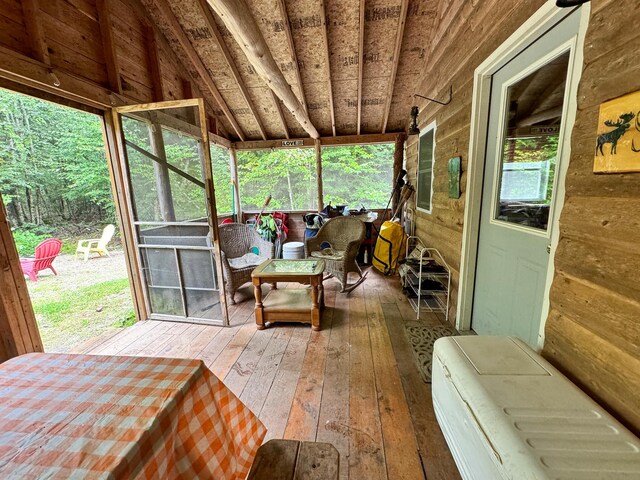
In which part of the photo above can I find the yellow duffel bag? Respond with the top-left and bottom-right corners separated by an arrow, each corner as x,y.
372,220 -> 407,275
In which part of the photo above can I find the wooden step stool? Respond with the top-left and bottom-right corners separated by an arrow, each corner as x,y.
247,439 -> 339,480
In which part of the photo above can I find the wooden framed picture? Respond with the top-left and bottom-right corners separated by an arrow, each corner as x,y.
593,90 -> 640,173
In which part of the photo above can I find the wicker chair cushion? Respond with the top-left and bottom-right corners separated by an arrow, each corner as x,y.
228,252 -> 268,270
310,249 -> 345,261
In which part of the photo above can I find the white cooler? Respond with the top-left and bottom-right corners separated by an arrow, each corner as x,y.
432,336 -> 640,480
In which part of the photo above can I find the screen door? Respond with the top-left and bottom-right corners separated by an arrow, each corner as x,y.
113,99 -> 228,326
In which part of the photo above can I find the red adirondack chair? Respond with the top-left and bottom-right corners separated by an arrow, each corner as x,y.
20,238 -> 62,282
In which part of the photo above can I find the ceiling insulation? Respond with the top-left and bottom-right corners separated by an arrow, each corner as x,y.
141,0 -> 437,141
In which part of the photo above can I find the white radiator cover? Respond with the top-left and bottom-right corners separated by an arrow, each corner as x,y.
432,336 -> 640,480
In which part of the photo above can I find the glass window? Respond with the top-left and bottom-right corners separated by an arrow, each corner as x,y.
322,144 -> 394,209
494,51 -> 569,231
237,148 -> 317,211
210,144 -> 233,215
417,125 -> 435,213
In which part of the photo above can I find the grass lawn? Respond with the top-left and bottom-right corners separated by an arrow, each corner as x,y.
27,252 -> 135,352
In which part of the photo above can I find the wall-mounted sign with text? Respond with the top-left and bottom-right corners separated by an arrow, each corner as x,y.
281,140 -> 305,147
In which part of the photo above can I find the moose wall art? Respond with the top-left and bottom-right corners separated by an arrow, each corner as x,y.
593,90 -> 640,173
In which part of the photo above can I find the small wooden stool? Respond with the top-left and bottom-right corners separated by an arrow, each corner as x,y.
248,439 -> 339,480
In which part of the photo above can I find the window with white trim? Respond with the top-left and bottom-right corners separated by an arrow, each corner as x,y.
416,122 -> 436,213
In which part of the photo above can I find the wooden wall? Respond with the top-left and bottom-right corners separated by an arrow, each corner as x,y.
0,0 -> 225,131
542,0 -> 640,436
404,0 -> 547,323
405,0 -> 640,434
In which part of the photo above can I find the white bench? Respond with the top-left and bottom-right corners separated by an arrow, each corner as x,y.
432,336 -> 640,479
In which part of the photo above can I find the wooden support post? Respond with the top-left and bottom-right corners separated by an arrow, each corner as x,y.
315,139 -> 323,212
0,192 -> 43,361
148,122 -> 176,222
229,147 -> 242,221
102,111 -> 148,323
21,0 -> 49,65
391,133 -> 406,215
96,0 -> 122,95
209,0 -> 320,139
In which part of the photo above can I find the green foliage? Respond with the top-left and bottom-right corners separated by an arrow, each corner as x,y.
0,89 -> 115,227
236,144 -> 394,211
12,228 -> 50,256
255,215 -> 278,242
113,309 -> 137,328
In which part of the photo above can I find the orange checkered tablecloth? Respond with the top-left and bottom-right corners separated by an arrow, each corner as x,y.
0,353 -> 266,479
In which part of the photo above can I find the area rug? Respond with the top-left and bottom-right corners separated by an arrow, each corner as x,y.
404,322 -> 458,383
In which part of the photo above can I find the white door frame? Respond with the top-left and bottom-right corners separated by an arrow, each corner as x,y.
456,0 -> 590,350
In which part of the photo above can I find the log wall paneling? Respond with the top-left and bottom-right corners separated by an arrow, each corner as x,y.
542,1 -> 640,436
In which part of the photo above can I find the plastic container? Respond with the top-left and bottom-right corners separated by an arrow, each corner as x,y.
282,241 -> 305,259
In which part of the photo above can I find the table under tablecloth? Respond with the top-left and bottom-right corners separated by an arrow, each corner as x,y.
0,353 -> 266,479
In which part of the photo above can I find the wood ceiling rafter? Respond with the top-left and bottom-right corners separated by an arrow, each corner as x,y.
128,0 -> 230,137
147,0 -> 246,140
208,0 -> 320,139
381,0 -> 409,134
195,0 -> 268,141
276,0 -> 308,114
96,0 -> 122,95
356,0 -> 365,135
319,0 -> 336,136
21,0 -> 49,65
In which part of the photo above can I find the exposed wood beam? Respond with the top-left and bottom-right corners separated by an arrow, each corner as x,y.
209,0 -> 320,139
196,0 -> 267,140
144,25 -> 164,102
234,132 -> 399,150
357,0 -> 365,135
21,0 -> 49,65
381,0 -> 408,134
276,0 -> 307,114
516,106 -> 564,128
269,89 -> 290,139
96,0 -> 122,94
152,0 -> 246,140
319,0 -> 336,136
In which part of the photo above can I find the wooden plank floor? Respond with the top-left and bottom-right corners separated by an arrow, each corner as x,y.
77,270 -> 460,480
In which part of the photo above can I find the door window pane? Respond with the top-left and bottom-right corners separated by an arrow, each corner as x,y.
494,51 -> 570,230
417,127 -> 435,213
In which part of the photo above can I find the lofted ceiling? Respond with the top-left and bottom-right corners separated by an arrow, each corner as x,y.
138,0 -> 438,141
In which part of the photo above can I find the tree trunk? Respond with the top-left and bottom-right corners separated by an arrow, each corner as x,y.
286,171 -> 295,210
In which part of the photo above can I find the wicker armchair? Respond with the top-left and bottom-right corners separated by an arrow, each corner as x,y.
218,223 -> 275,304
305,216 -> 365,293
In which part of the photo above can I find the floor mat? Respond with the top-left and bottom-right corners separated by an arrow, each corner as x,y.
404,322 -> 457,383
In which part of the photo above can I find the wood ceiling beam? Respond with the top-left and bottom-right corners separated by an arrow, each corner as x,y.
319,0 -> 336,136
381,0 -> 408,134
357,0 -> 365,135
96,0 -> 122,95
276,0 -> 307,115
152,0 -> 246,140
209,0 -> 320,139
269,89 -> 290,139
233,132 -> 399,150
21,0 -> 49,65
144,25 -> 164,102
196,0 -> 267,140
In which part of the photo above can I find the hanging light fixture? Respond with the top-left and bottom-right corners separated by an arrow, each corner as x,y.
408,106 -> 420,135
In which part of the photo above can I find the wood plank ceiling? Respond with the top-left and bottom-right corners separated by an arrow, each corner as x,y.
138,0 -> 437,141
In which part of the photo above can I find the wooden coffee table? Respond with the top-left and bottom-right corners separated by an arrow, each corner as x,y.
251,259 -> 325,331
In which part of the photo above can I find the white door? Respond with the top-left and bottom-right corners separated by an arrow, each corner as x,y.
471,11 -> 580,347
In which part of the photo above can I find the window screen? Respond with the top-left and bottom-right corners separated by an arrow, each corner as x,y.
417,126 -> 435,212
